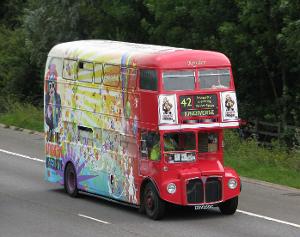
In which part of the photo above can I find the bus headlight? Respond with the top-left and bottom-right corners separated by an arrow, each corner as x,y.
228,178 -> 238,189
167,183 -> 176,194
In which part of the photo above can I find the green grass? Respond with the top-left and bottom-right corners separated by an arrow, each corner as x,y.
224,130 -> 300,189
0,103 -> 43,132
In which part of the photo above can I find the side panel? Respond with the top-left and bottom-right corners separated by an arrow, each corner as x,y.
44,54 -> 141,205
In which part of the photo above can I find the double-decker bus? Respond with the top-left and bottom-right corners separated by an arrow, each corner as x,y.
44,40 -> 240,220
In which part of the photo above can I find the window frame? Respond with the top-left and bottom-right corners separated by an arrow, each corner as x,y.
94,63 -> 104,84
198,131 -> 219,153
162,70 -> 196,91
121,66 -> 137,90
103,63 -> 121,87
62,58 -> 78,81
77,60 -> 94,83
139,69 -> 158,91
198,68 -> 231,90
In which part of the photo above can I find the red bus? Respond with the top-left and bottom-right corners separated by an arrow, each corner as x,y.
45,40 -> 240,220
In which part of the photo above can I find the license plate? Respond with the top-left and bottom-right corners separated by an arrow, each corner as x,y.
194,204 -> 213,210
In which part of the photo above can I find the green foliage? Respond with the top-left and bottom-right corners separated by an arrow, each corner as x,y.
24,0 -> 81,68
0,102 -> 43,132
0,0 -> 299,134
79,0 -> 149,42
0,26 -> 41,108
224,130 -> 300,189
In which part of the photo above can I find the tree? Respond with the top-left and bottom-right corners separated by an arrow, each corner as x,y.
24,0 -> 81,68
79,0 -> 149,42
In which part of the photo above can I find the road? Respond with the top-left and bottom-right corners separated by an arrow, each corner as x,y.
0,127 -> 299,237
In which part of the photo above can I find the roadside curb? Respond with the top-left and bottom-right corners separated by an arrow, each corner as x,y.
241,177 -> 300,192
0,123 -> 44,136
0,122 -> 299,191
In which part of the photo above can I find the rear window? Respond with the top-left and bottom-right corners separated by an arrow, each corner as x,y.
199,69 -> 230,89
163,70 -> 195,91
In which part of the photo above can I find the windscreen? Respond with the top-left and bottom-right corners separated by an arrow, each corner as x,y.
198,132 -> 218,153
163,70 -> 195,91
163,132 -> 195,151
198,69 -> 230,89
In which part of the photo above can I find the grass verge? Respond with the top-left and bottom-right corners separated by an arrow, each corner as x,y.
224,130 -> 300,189
0,103 -> 43,132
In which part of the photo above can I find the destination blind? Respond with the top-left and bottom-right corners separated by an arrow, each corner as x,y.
180,94 -> 218,117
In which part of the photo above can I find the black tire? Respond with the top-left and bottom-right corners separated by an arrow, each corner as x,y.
143,183 -> 165,220
219,196 -> 238,215
64,163 -> 79,197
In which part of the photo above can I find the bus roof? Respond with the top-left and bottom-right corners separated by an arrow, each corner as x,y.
48,40 -> 231,68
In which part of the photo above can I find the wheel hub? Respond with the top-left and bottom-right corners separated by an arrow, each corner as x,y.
146,193 -> 154,210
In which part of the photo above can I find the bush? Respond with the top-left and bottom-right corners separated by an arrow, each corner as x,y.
224,130 -> 300,189
0,102 -> 43,132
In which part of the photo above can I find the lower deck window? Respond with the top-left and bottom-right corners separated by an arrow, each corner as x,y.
141,131 -> 160,160
78,126 -> 93,146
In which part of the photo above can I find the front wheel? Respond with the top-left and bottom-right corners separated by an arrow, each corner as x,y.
64,163 -> 79,197
143,183 -> 165,220
219,196 -> 238,215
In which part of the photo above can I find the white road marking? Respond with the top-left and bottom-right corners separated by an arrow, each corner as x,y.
1,147 -> 300,229
237,209 -> 300,229
0,148 -> 45,163
78,213 -> 111,225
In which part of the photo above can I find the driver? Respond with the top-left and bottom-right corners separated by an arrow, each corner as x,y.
150,135 -> 177,161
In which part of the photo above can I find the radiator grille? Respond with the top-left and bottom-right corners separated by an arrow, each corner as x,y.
186,177 -> 222,204
186,179 -> 204,203
205,177 -> 222,203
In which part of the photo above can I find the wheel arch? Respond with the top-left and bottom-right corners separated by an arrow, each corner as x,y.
139,177 -> 160,205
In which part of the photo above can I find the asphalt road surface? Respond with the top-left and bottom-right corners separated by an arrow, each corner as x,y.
0,127 -> 299,237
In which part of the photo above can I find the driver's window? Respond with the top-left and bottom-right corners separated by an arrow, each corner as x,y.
141,130 -> 160,161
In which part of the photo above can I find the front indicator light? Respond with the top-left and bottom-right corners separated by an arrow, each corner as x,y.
167,183 -> 176,194
228,178 -> 237,189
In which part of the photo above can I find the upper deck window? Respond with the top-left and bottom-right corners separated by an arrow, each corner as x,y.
140,69 -> 158,91
198,69 -> 230,89
63,59 -> 77,80
94,63 -> 103,84
121,67 -> 137,89
103,64 -> 120,87
77,61 -> 93,83
163,70 -> 195,91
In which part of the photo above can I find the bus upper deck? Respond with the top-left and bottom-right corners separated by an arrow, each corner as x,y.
47,40 -> 239,130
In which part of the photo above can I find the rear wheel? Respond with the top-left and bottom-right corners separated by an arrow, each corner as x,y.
219,196 -> 238,215
64,163 -> 78,197
143,183 -> 165,220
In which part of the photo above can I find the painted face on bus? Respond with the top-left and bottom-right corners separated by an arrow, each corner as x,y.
46,64 -> 58,96
48,81 -> 56,97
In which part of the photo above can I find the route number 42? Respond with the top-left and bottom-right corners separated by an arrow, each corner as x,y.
181,97 -> 192,108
